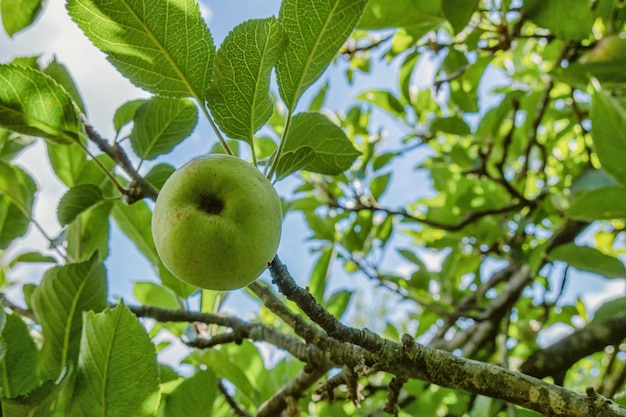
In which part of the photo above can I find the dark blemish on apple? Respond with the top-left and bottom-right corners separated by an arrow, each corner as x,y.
198,193 -> 224,215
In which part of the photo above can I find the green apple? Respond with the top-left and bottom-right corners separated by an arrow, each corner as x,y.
151,154 -> 282,290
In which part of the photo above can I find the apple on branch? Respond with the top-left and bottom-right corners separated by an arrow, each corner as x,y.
151,154 -> 282,291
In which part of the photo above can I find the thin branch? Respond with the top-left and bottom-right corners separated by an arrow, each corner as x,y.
82,118 -> 158,203
218,379 -> 251,417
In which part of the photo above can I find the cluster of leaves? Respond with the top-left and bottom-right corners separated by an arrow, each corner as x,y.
0,0 -> 625,416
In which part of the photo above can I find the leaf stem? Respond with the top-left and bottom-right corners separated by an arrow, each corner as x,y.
266,108 -> 294,180
199,102 -> 233,155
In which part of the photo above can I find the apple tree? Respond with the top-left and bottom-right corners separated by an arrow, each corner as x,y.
1,0 -> 626,416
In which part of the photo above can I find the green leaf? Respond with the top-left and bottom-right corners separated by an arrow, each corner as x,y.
592,297 -> 626,324
371,172 -> 392,201
276,0 -> 368,109
46,141 -> 87,187
1,0 -> 43,37
357,90 -> 405,118
0,128 -> 36,161
359,0 -> 443,31
570,168 -> 620,195
548,243 -> 626,279
442,0 -> 479,34
0,313 -> 39,398
0,161 -> 34,214
431,116 -> 471,136
0,64 -> 82,144
69,303 -> 160,417
524,0 -> 593,41
0,196 -> 30,249
112,200 -> 195,297
134,281 -> 179,310
66,199 -> 113,262
591,89 -> 626,186
161,369 -> 217,417
275,145 -> 315,181
207,17 -> 288,144
8,251 -> 56,268
325,289 -> 352,319
309,246 -> 334,301
67,0 -> 215,99
57,184 -> 105,226
31,254 -> 107,380
113,99 -> 146,133
283,112 -> 361,175
112,200 -> 159,265
568,186 -> 626,220
144,163 -> 175,191
130,97 -> 198,160
43,58 -> 86,115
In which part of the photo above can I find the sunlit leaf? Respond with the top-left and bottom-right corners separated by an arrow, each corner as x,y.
130,97 -> 198,160
67,0 -> 215,98
282,112 -> 361,175
0,64 -> 82,144
31,254 -> 107,380
69,303 -> 160,417
208,17 -> 288,144
1,0 -> 43,37
276,0 -> 368,109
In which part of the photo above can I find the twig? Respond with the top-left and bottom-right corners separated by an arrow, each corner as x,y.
82,118 -> 158,202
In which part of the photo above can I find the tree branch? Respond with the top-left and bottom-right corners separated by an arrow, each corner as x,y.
82,118 -> 159,203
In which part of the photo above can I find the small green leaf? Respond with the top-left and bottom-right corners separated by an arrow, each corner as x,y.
67,0 -> 215,99
442,0 -> 479,34
69,303 -> 160,417
568,186 -> 626,220
134,282 -> 179,310
46,141 -> 87,187
8,251 -> 56,268
325,290 -> 352,319
0,196 -> 30,249
0,161 -> 34,213
130,97 -> 198,160
31,254 -> 107,380
207,17 -> 288,144
112,200 -> 159,266
0,64 -> 82,144
275,145 -> 315,181
357,90 -> 405,118
591,89 -> 626,186
43,58 -> 86,115
431,116 -> 471,136
57,184 -> 105,226
276,0 -> 368,109
548,243 -> 626,279
112,200 -> 195,297
113,99 -> 146,133
0,313 -> 39,398
162,369 -> 217,417
144,163 -> 175,191
0,128 -> 36,161
309,246 -> 334,301
283,112 -> 360,175
1,0 -> 43,37
371,173 -> 392,201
